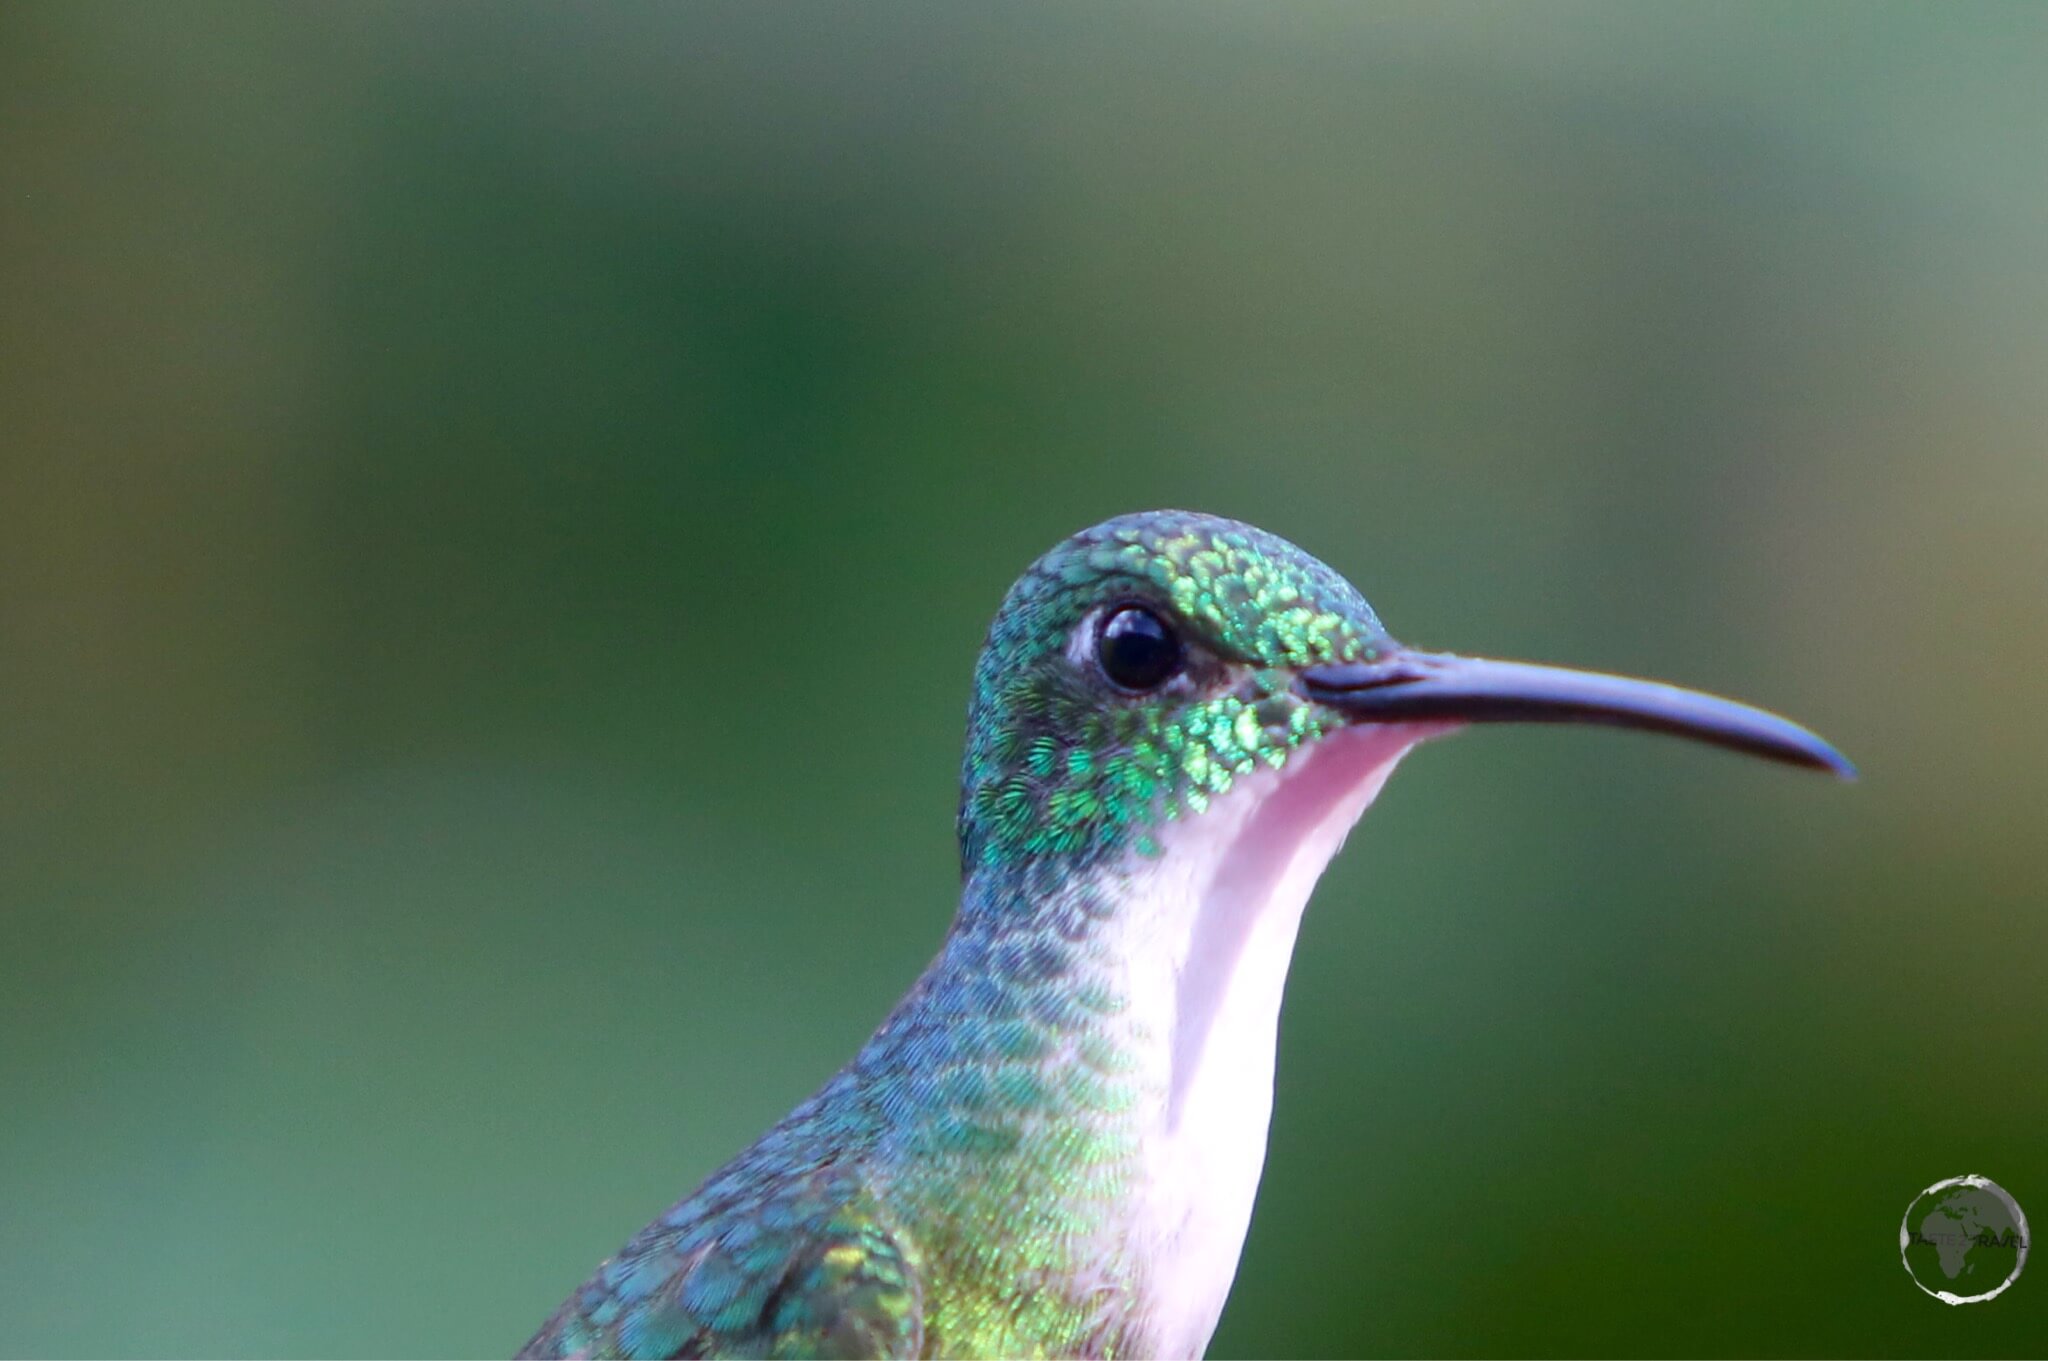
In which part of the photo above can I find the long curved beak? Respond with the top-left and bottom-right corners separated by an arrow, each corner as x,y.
1299,649 -> 1855,778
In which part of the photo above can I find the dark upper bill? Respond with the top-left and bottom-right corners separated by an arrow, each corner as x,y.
1299,649 -> 1855,778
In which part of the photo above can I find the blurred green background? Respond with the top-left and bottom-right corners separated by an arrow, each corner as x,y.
3,3 -> 2045,1356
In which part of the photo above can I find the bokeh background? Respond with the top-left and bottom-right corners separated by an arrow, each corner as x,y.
4,3 -> 2045,1356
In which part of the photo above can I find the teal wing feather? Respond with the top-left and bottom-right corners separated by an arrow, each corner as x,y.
517,1160 -> 922,1361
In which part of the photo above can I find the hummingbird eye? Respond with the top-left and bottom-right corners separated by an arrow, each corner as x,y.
1096,605 -> 1184,693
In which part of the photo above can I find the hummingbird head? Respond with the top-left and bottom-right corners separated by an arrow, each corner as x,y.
958,509 -> 1850,879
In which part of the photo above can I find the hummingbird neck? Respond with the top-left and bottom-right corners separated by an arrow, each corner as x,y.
861,722 -> 1441,1356
1068,722 -> 1437,1354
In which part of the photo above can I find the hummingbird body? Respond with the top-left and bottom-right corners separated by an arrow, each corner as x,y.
520,511 -> 1850,1359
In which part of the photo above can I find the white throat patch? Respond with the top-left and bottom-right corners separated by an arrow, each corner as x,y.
1106,721 -> 1452,1357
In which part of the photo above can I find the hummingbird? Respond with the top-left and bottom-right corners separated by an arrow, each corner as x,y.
519,509 -> 1851,1360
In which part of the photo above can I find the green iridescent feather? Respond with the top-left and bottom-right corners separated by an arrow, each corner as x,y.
518,511 -> 1385,1360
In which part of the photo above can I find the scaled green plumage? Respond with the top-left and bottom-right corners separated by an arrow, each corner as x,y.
519,511 -> 1377,1359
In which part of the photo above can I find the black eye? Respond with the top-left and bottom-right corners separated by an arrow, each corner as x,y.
1097,605 -> 1184,693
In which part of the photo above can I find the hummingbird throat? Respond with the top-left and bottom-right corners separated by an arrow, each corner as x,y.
1066,719 -> 1449,1355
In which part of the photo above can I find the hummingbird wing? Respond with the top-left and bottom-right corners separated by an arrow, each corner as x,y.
517,1176 -> 923,1360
